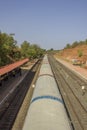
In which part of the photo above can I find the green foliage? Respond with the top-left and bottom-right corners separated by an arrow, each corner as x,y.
0,31 -> 45,66
50,48 -> 54,51
21,41 -> 30,58
0,32 -> 19,66
64,39 -> 87,49
21,42 -> 44,59
64,43 -> 71,49
71,41 -> 78,48
85,39 -> 87,45
78,50 -> 83,57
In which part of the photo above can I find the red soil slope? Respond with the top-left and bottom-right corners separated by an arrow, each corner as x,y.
55,44 -> 87,67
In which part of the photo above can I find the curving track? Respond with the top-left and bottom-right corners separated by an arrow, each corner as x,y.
0,59 -> 41,130
48,55 -> 87,130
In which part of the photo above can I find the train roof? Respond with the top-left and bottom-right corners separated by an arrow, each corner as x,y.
0,58 -> 29,76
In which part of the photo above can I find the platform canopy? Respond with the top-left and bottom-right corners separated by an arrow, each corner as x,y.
0,58 -> 29,76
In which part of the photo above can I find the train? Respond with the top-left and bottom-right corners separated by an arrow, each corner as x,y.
22,55 -> 72,130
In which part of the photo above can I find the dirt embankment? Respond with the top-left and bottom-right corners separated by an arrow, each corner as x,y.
54,44 -> 87,68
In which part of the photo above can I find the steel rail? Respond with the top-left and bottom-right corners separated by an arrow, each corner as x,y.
48,55 -> 87,130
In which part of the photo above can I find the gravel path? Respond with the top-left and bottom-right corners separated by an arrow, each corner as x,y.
55,57 -> 87,80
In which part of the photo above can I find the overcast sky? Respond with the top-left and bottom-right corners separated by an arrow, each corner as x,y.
0,0 -> 87,50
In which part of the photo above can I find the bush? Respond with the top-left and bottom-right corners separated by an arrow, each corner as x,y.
78,50 -> 83,57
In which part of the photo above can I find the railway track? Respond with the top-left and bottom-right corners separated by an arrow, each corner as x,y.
48,55 -> 87,130
56,59 -> 87,91
0,59 -> 42,130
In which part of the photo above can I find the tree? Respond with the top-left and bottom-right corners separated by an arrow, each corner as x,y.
64,43 -> 71,49
71,41 -> 78,48
85,39 -> 87,45
0,32 -> 19,66
28,44 -> 43,59
21,41 -> 30,58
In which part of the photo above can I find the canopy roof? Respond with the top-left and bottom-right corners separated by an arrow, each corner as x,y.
0,58 -> 29,76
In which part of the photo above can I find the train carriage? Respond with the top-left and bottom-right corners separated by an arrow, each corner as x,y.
22,55 -> 72,130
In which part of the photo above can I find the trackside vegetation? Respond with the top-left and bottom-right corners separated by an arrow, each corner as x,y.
0,32 -> 45,66
64,39 -> 87,49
